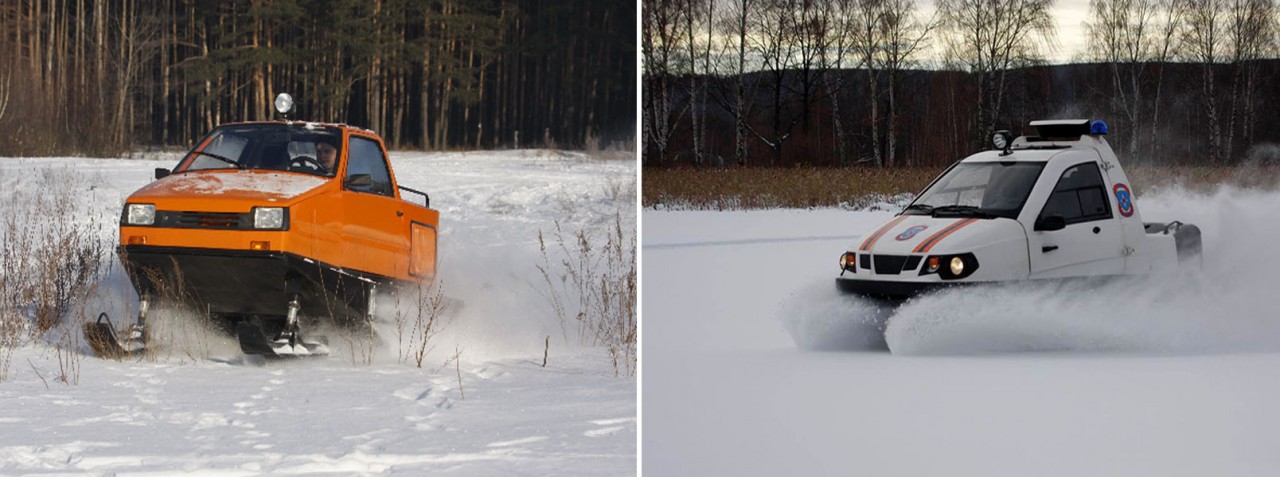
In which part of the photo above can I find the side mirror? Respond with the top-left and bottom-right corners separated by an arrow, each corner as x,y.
154,168 -> 171,180
1035,215 -> 1066,231
345,173 -> 372,189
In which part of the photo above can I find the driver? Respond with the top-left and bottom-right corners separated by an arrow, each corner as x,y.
316,137 -> 339,173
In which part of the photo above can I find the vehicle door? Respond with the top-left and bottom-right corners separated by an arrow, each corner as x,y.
1027,160 -> 1125,278
341,135 -> 410,278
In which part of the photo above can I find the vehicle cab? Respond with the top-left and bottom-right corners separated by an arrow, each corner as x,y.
836,119 -> 1200,300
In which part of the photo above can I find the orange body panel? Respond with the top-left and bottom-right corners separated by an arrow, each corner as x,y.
121,123 -> 438,284
409,222 -> 438,278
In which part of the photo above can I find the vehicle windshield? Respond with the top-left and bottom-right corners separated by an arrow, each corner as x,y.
178,124 -> 343,177
904,162 -> 1046,219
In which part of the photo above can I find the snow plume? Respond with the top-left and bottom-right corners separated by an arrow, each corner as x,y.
887,186 -> 1280,355
372,247 -> 564,367
778,278 -> 892,351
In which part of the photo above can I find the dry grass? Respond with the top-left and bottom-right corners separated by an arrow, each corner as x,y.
536,212 -> 638,377
643,166 -> 942,210
0,166 -> 111,381
644,165 -> 1280,210
393,280 -> 452,368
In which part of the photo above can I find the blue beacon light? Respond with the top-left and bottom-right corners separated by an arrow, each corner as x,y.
1090,119 -> 1109,135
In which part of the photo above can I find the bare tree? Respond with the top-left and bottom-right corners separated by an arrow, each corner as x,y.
878,0 -> 934,166
787,0 -> 832,138
1180,0 -> 1227,163
850,0 -> 886,166
1148,0 -> 1185,161
938,0 -> 1056,145
642,0 -> 689,164
1225,0 -> 1275,159
1087,0 -> 1161,160
682,0 -> 711,165
722,0 -> 760,165
0,66 -> 9,124
822,0 -> 858,165
747,0 -> 799,165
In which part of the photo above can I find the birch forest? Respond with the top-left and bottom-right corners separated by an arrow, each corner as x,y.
0,0 -> 636,156
643,0 -> 1280,168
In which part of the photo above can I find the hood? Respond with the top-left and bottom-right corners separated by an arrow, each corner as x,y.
853,215 -> 1024,255
128,170 -> 329,208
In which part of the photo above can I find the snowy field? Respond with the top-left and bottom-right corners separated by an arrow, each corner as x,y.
643,186 -> 1280,476
0,150 -> 636,475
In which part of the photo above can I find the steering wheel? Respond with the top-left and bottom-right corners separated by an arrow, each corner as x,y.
288,155 -> 325,173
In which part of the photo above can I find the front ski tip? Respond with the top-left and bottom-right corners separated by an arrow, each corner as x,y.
84,313 -> 146,359
235,320 -> 329,360
84,322 -> 127,359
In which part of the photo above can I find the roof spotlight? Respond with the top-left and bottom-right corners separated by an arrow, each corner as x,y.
274,93 -> 294,115
992,130 -> 1014,154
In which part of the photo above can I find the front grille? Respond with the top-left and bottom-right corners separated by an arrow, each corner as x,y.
872,255 -> 909,275
903,255 -> 922,271
156,211 -> 250,230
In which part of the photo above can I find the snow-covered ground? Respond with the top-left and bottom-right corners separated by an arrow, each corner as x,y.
643,186 -> 1280,476
0,150 -> 636,475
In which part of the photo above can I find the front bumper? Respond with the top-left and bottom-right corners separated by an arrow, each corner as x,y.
834,277 -> 968,302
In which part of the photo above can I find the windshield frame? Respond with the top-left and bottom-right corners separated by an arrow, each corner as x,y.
903,161 -> 1047,220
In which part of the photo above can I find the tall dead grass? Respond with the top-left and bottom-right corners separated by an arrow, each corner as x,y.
536,212 -> 637,376
0,166 -> 111,381
643,166 -> 941,210
644,165 -> 1280,210
392,280 -> 453,368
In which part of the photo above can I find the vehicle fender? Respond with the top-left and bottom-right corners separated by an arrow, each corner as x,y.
932,219 -> 1031,282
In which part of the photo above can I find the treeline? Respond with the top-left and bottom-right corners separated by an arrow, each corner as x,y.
0,0 -> 636,156
642,0 -> 1280,168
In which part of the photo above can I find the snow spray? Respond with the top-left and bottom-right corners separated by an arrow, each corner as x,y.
886,186 -> 1280,354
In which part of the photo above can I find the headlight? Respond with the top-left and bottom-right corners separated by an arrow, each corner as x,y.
839,252 -> 857,274
252,207 -> 286,229
126,204 -> 156,225
919,253 -> 979,280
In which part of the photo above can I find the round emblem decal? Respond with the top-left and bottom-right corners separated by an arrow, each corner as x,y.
896,225 -> 929,241
1113,183 -> 1134,217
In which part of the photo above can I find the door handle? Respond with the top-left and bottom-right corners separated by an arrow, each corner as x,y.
396,211 -> 404,217
1042,245 -> 1059,253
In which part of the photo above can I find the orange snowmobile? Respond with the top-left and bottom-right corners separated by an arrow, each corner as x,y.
85,94 -> 439,358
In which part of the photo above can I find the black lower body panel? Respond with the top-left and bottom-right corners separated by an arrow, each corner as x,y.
118,245 -> 395,326
835,277 -> 957,303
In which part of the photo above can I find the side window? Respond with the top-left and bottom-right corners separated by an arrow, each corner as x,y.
1039,162 -> 1112,225
345,136 -> 394,197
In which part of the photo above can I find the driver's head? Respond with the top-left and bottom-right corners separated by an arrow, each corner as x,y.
316,137 -> 339,172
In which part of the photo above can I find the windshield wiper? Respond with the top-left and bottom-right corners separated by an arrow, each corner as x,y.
931,205 -> 995,218
902,203 -> 934,214
194,151 -> 242,169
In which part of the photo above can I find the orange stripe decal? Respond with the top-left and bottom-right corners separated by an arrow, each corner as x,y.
859,216 -> 909,251
913,218 -> 979,254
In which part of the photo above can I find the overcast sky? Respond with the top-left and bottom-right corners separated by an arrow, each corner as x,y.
1052,0 -> 1093,63
920,0 -> 1094,64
